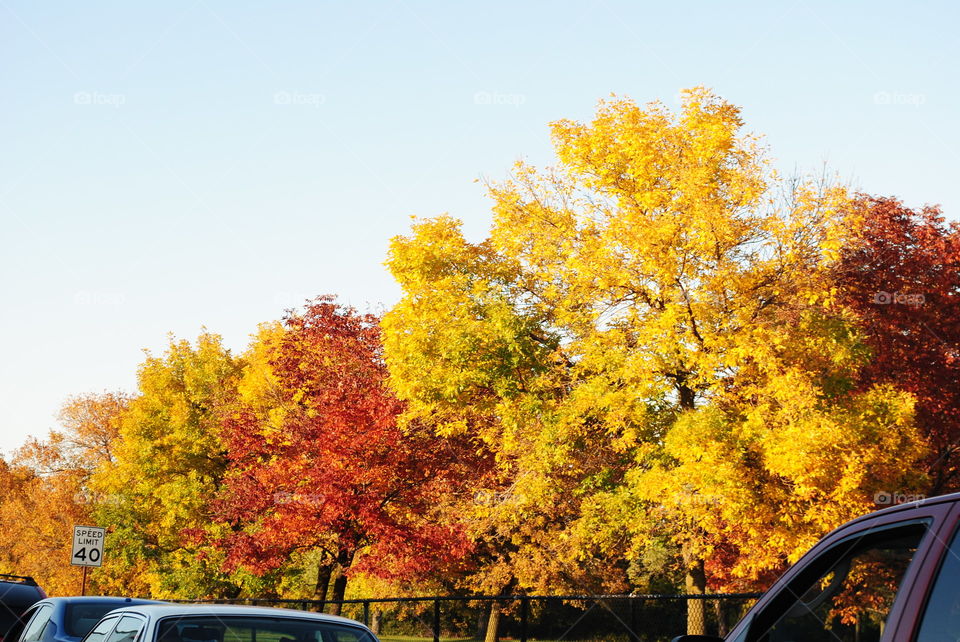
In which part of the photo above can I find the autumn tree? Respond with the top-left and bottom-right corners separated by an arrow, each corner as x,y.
834,196 -> 960,492
90,332 -> 243,598
0,459 -> 91,595
383,89 -> 928,634
17,391 -> 127,478
215,298 -> 481,613
0,392 -> 127,595
610,314 -> 926,591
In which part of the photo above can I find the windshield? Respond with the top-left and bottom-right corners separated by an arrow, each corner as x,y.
67,604 -> 135,638
155,617 -> 375,642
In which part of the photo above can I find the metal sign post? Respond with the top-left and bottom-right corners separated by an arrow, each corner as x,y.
71,525 -> 105,596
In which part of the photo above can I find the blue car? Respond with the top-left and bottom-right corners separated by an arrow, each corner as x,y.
9,598 -> 161,642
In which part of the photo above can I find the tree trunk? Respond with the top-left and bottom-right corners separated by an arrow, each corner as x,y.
678,384 -> 696,411
475,610 -> 487,640
684,554 -> 707,636
484,602 -> 501,642
330,571 -> 348,616
713,599 -> 728,638
677,383 -> 707,636
313,563 -> 332,612
370,610 -> 382,636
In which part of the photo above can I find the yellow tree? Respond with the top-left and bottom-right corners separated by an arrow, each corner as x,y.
588,310 -> 926,591
384,89 -> 927,634
90,332 -> 243,598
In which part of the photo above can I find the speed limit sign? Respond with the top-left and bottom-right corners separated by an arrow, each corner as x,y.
71,525 -> 105,567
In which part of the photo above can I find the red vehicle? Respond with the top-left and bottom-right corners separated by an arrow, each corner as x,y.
675,492 -> 960,642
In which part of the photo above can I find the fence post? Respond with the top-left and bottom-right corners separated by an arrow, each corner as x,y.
433,598 -> 441,642
629,598 -> 640,642
688,595 -> 706,637
363,600 -> 370,626
519,596 -> 528,642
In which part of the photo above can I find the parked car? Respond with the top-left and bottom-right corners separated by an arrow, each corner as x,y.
8,597 -> 161,642
0,575 -> 46,642
79,604 -> 377,642
674,491 -> 960,641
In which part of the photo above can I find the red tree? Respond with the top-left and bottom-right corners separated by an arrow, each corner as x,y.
215,297 -> 481,607
835,196 -> 960,492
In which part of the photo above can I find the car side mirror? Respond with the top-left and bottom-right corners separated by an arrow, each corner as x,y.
671,636 -> 725,642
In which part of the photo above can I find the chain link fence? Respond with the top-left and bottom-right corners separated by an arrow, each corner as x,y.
171,593 -> 760,642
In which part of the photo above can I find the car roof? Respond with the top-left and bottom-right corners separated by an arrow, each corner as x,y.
0,582 -> 44,604
843,490 -> 960,527
36,597 -> 162,607
103,604 -> 368,628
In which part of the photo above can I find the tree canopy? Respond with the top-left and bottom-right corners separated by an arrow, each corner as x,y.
0,91 -> 951,634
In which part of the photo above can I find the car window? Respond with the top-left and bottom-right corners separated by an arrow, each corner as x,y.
0,612 -> 23,642
67,605 -> 141,638
104,617 -> 144,642
743,521 -> 928,642
155,617 -> 376,642
2,603 -> 40,642
21,605 -> 53,642
916,521 -> 960,641
320,629 -> 367,642
85,618 -> 120,642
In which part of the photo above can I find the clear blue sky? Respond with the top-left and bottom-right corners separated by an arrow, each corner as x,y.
2,1 -> 958,454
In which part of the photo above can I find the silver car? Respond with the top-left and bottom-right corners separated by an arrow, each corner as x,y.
80,605 -> 376,642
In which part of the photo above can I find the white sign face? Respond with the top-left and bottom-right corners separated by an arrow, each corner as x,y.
71,525 -> 106,567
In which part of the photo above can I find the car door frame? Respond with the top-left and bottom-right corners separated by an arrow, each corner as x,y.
80,616 -> 123,642
102,614 -> 148,642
